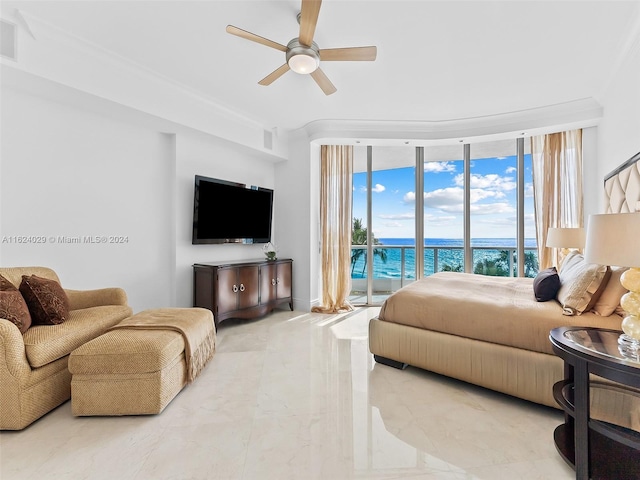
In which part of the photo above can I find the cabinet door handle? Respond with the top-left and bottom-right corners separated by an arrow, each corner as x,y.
271,278 -> 276,285
239,283 -> 245,292
276,278 -> 281,284
232,284 -> 238,293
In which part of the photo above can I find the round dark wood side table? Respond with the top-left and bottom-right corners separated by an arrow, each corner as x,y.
549,326 -> 640,480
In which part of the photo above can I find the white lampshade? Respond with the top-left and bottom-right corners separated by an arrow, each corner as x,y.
584,213 -> 640,267
546,227 -> 586,249
288,53 -> 319,74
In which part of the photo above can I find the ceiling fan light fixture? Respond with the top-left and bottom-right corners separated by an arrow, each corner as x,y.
286,38 -> 320,74
226,1 -> 377,95
288,53 -> 319,74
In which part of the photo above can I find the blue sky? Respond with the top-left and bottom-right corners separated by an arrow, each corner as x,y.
352,155 -> 536,240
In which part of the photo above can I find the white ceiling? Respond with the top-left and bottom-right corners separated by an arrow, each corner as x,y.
3,0 -> 640,133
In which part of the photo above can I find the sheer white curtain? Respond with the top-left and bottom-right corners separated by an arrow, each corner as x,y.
531,129 -> 583,270
312,145 -> 354,313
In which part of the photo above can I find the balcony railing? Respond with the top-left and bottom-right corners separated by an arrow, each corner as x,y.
350,244 -> 539,295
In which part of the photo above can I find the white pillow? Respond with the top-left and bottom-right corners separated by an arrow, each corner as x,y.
557,251 -> 610,315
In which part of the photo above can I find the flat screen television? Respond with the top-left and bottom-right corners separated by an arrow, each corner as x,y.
192,175 -> 273,244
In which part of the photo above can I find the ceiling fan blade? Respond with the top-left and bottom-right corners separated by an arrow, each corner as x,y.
320,46 -> 377,61
310,68 -> 336,96
226,25 -> 287,52
258,64 -> 291,86
299,0 -> 322,46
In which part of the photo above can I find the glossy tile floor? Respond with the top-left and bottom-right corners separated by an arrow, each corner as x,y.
1,307 -> 575,480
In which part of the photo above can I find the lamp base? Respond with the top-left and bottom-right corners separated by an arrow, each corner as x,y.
618,334 -> 640,361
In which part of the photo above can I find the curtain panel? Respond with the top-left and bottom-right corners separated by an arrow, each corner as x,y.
312,145 -> 354,313
531,129 -> 583,270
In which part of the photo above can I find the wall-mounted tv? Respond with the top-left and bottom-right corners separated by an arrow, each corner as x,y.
192,175 -> 273,244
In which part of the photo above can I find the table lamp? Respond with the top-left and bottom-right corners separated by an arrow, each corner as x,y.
584,213 -> 640,353
546,227 -> 586,267
546,227 -> 586,250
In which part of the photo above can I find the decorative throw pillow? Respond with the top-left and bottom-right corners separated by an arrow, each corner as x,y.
557,251 -> 610,316
533,267 -> 561,302
592,267 -> 629,316
19,275 -> 69,325
0,274 -> 32,333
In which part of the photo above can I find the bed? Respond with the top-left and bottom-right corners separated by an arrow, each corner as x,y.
369,151 -> 640,409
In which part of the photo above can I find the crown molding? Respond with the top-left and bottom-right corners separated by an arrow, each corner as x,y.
13,9 -> 36,40
304,98 -> 603,146
14,9 -> 264,130
3,9 -> 288,160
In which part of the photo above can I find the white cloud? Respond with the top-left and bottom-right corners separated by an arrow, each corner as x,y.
424,161 -> 457,173
406,187 -> 507,213
403,191 -> 416,203
505,166 -> 517,174
454,173 -> 516,191
469,202 -> 515,214
360,183 -> 386,193
424,187 -> 464,210
470,188 -> 505,202
378,212 -> 414,220
525,182 -> 534,197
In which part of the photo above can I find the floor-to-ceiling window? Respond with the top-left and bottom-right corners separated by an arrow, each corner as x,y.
423,146 -> 465,275
349,138 -> 538,306
469,140 -> 520,276
350,146 -> 416,305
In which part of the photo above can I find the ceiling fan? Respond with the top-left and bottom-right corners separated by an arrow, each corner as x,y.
226,0 -> 377,95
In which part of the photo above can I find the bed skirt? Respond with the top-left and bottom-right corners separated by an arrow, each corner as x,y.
369,318 -> 640,433
369,317 -> 564,408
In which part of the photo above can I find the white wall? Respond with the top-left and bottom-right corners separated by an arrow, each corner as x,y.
0,84 -> 283,313
582,126 -> 599,220
595,33 -> 640,212
274,130 -> 318,309
0,87 -> 173,312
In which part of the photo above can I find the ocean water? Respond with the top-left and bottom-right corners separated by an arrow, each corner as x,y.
350,238 -> 539,279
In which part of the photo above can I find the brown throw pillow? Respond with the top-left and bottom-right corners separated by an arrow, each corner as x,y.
533,267 -> 561,302
19,275 -> 69,325
0,274 -> 32,333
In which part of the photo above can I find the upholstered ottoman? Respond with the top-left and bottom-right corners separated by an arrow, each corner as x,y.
68,308 -> 215,416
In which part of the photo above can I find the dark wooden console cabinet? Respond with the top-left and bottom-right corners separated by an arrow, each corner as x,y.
193,259 -> 293,326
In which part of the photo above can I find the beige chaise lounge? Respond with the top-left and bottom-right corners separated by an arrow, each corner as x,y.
0,266 -> 132,430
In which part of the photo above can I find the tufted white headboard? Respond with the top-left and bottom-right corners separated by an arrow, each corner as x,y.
604,151 -> 640,213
